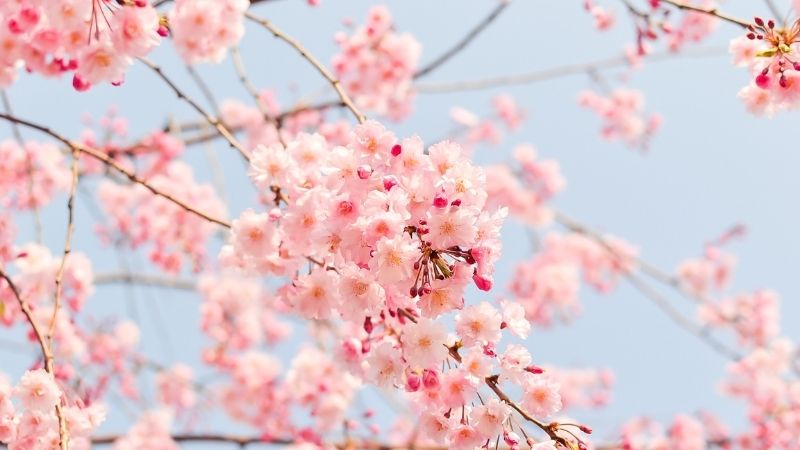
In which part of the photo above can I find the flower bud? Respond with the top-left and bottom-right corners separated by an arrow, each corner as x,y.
357,164 -> 373,179
422,369 -> 439,389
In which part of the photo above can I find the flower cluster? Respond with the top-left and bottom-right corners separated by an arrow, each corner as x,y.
0,140 -> 70,210
510,232 -> 637,326
223,120 -> 504,322
1,244 -> 94,325
168,0 -> 248,64
485,144 -> 565,228
332,7 -> 421,120
0,0 -> 162,90
97,161 -> 227,273
731,18 -> 800,116
578,89 -> 663,151
0,369 -> 105,450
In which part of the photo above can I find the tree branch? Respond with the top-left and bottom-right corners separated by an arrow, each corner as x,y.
0,271 -> 69,450
245,12 -> 366,124
413,1 -> 510,79
552,210 -> 742,361
415,45 -> 726,93
0,113 -> 232,229
138,58 -> 251,161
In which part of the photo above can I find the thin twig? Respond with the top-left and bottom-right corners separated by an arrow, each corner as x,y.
49,148 -> 79,343
138,58 -> 251,161
93,272 -> 197,290
553,210 -> 742,361
414,1 -> 510,79
416,45 -> 727,93
229,46 -> 286,146
0,113 -> 232,229
484,375 -> 569,447
659,0 -> 751,28
1,90 -> 43,243
763,0 -> 783,22
0,270 -> 69,450
245,12 -> 366,124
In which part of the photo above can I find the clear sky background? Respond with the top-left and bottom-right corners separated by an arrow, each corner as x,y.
2,0 -> 799,446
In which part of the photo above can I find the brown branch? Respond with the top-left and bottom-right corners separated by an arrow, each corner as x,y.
484,375 -> 570,447
245,11 -> 366,124
658,0 -> 751,28
415,45 -> 726,93
137,58 -> 251,161
0,270 -> 69,450
414,1 -> 510,79
0,112 -> 232,229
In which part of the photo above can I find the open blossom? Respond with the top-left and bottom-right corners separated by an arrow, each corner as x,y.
455,302 -> 502,346
14,370 -> 61,413
471,398 -> 511,437
169,0 -> 248,64
367,341 -> 404,388
402,318 -> 448,369
230,209 -> 281,260
520,376 -> 562,417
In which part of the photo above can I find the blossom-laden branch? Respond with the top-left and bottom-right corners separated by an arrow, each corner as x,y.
0,271 -> 69,450
552,210 -> 742,361
138,58 -> 252,161
245,12 -> 367,124
413,1 -> 510,79
0,112 -> 232,229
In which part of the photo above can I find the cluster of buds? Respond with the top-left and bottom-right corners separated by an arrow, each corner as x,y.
408,220 -> 479,298
747,17 -> 800,88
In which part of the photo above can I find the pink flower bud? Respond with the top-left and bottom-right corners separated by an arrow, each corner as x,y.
433,192 -> 448,208
405,372 -> 421,392
268,208 -> 282,221
756,73 -> 770,89
357,164 -> 373,179
504,431 -> 520,446
472,272 -> 492,291
341,338 -> 361,361
72,74 -> 91,92
422,369 -> 439,389
391,144 -> 402,156
157,25 -> 169,37
363,316 -> 374,334
579,425 -> 593,434
524,365 -> 545,374
382,176 -> 398,191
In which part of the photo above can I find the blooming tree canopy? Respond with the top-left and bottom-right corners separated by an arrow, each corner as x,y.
0,1 -> 798,450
